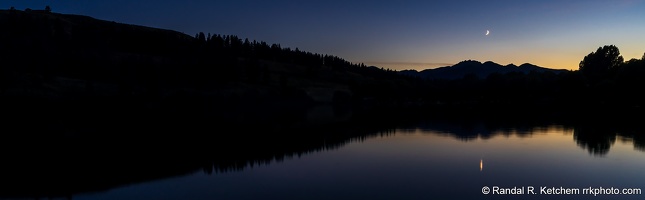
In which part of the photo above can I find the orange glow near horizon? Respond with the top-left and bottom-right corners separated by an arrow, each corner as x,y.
363,58 -> 581,72
361,44 -> 644,72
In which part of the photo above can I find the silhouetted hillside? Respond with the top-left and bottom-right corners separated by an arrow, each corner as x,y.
1,9 -> 644,123
0,9 -> 421,112
399,60 -> 568,80
1,9 -> 645,199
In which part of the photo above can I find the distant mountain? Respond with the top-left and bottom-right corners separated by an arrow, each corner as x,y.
4,8 -> 641,117
398,60 -> 569,80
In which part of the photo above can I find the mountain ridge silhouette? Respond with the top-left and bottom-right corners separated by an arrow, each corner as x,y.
399,60 -> 569,80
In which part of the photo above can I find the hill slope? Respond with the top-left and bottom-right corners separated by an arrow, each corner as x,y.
0,9 -> 403,103
3,9 -> 640,118
1,9 -> 428,132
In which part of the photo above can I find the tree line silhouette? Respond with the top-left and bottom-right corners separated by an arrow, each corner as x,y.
172,33 -> 645,112
1,9 -> 645,118
2,9 -> 645,199
411,45 -> 645,112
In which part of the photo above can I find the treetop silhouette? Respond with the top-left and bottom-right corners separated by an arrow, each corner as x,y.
579,45 -> 623,83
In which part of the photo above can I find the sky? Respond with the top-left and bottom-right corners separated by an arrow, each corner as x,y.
3,0 -> 645,71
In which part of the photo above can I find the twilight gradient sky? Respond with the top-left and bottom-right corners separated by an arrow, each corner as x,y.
3,0 -> 645,71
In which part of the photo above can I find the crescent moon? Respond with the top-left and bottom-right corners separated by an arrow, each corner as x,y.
486,30 -> 490,36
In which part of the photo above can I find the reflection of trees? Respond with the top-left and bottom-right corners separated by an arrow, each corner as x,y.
572,126 -> 616,156
0,104 -> 401,199
616,132 -> 645,152
4,97 -> 645,199
579,45 -> 623,83
633,136 -> 645,152
570,116 -> 645,154
416,116 -> 645,156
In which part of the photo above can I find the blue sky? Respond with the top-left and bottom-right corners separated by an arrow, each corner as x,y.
3,0 -> 645,70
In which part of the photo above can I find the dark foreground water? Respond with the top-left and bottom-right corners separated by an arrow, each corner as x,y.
66,123 -> 644,200
2,102 -> 645,200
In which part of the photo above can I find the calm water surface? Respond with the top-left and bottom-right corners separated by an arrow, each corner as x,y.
76,125 -> 645,200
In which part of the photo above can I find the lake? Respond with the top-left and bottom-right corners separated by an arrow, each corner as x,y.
59,116 -> 645,200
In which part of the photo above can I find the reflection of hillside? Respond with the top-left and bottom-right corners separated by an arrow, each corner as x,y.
411,116 -> 565,141
2,102 -> 645,199
409,115 -> 645,156
0,101 -> 397,199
